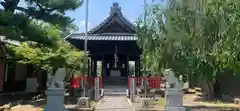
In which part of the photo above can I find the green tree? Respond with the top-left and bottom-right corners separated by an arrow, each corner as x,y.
0,0 -> 82,45
137,0 -> 240,99
8,24 -> 85,76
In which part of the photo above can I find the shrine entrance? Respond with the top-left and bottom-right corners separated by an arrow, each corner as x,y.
66,3 -> 142,87
109,70 -> 121,77
89,49 -> 140,86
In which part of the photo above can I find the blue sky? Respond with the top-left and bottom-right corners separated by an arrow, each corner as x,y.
1,0 -> 166,32
66,0 -> 152,32
67,0 -> 166,32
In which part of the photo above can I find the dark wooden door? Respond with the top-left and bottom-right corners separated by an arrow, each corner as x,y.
0,64 -> 4,91
3,62 -> 16,92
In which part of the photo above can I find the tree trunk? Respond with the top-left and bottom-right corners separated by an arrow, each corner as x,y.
188,74 -> 195,88
213,78 -> 221,99
201,76 -> 214,100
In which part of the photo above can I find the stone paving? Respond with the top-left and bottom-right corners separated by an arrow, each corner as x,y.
95,96 -> 133,111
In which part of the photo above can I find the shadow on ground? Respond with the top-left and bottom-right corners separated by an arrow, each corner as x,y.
0,92 -> 79,110
0,92 -> 45,107
183,93 -> 240,111
185,105 -> 240,111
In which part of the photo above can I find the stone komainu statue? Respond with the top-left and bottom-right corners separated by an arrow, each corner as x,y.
163,69 -> 183,90
47,68 -> 65,88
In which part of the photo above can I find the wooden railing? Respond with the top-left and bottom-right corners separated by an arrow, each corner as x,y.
128,76 -> 164,89
70,76 -> 103,89
70,76 -> 163,89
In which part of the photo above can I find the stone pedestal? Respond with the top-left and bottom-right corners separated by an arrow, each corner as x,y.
165,89 -> 185,111
76,97 -> 90,108
140,98 -> 152,108
45,88 -> 65,111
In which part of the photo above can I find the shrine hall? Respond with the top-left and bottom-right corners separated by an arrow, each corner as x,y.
66,3 -> 142,86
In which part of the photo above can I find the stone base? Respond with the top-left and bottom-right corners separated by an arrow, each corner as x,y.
66,107 -> 95,111
140,98 -> 152,108
165,106 -> 185,111
45,88 -> 65,111
165,89 -> 184,97
76,97 -> 90,108
138,108 -> 164,111
165,89 -> 184,108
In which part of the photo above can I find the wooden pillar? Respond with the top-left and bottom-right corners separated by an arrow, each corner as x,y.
93,59 -> 97,77
126,55 -> 129,77
88,57 -> 91,76
138,57 -> 141,76
135,58 -> 138,77
90,56 -> 96,77
102,54 -> 105,77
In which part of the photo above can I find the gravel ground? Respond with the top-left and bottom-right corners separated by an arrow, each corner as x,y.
131,94 -> 240,111
95,96 -> 133,111
1,92 -> 240,111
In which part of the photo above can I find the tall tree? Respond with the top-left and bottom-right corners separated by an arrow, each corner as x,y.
10,25 -> 85,76
137,0 -> 240,99
0,0 -> 82,45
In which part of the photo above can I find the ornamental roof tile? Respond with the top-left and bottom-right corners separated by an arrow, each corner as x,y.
88,2 -> 136,34
69,35 -> 137,41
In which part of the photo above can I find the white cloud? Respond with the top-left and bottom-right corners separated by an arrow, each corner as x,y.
79,20 -> 91,28
130,19 -> 137,25
77,20 -> 91,32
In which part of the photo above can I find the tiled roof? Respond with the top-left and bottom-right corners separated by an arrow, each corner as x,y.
69,35 -> 137,41
88,3 -> 136,34
65,3 -> 138,42
0,36 -> 20,46
71,33 -> 134,36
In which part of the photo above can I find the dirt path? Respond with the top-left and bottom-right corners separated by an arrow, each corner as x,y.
95,96 -> 133,111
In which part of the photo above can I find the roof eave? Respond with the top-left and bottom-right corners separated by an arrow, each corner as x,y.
88,11 -> 136,34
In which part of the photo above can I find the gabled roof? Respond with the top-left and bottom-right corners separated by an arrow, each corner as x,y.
88,3 -> 136,34
66,3 -> 138,42
0,36 -> 20,46
0,36 -> 18,58
70,35 -> 137,41
69,33 -> 137,41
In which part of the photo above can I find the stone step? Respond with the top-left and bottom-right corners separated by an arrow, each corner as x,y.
103,78 -> 128,85
103,81 -> 127,84
104,88 -> 127,92
103,91 -> 127,96
103,80 -> 127,83
103,80 -> 127,82
103,78 -> 127,81
102,85 -> 128,97
103,77 -> 128,81
103,83 -> 127,86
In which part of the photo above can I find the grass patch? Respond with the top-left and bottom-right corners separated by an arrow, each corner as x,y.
90,101 -> 97,107
194,87 -> 202,92
152,98 -> 166,108
199,101 -> 240,108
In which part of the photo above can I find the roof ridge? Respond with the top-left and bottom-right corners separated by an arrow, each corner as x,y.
87,3 -> 136,34
68,35 -> 137,41
92,33 -> 134,36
